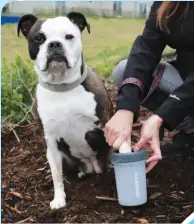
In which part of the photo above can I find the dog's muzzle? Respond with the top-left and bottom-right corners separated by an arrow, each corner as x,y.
44,41 -> 70,71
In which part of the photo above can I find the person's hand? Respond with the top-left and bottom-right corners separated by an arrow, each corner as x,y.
133,115 -> 163,173
104,109 -> 134,149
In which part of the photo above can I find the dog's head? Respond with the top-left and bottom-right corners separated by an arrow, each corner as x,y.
17,12 -> 90,84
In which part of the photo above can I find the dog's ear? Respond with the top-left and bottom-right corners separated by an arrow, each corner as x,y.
67,12 -> 90,34
17,14 -> 38,38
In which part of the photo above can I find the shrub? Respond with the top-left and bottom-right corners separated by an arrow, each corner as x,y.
2,55 -> 37,125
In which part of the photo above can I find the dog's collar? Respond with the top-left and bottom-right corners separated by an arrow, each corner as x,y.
38,65 -> 88,92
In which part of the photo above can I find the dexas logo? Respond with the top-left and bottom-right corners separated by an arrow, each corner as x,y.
182,212 -> 194,224
134,172 -> 140,198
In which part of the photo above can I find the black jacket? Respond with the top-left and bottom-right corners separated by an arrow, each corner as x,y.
117,1 -> 194,131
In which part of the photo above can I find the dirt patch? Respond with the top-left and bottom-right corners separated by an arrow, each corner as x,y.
2,81 -> 194,223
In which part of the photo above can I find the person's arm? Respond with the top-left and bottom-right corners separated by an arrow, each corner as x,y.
155,72 -> 194,131
117,2 -> 166,118
104,2 -> 166,150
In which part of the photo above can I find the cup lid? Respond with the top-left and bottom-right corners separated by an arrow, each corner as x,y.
111,149 -> 147,163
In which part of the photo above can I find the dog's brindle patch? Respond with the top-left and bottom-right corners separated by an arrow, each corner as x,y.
80,67 -> 113,169
56,138 -> 85,173
18,16 -> 46,61
81,67 -> 114,126
85,128 -> 110,171
27,19 -> 46,60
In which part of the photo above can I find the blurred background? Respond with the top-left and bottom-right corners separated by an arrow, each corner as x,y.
2,1 -> 152,18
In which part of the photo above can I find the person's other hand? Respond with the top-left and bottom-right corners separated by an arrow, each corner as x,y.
104,109 -> 134,149
134,115 -> 163,173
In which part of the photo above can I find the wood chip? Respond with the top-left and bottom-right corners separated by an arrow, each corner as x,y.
10,147 -> 15,152
16,217 -> 33,223
66,215 -> 79,223
149,192 -> 162,200
96,196 -> 118,202
5,204 -> 23,214
94,210 -> 100,215
156,215 -> 166,218
183,205 -> 193,209
10,191 -> 23,199
36,166 -> 46,171
63,176 -> 71,184
2,183 -> 7,189
46,169 -> 51,174
45,174 -> 52,180
172,201 -> 194,205
14,205 -> 23,215
8,124 -> 20,142
137,218 -> 149,224
169,194 -> 183,200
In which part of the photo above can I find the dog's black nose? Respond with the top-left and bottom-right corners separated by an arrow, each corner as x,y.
48,41 -> 62,50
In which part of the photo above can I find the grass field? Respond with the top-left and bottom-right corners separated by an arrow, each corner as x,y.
2,18 -> 145,77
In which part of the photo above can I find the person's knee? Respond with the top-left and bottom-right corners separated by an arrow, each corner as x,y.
112,59 -> 127,87
157,62 -> 183,93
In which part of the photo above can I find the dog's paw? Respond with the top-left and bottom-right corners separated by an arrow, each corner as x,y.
50,197 -> 66,210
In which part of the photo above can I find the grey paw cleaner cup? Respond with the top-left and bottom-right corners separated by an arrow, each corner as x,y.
111,147 -> 147,206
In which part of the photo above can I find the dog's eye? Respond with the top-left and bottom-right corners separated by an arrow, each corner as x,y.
35,34 -> 45,44
65,34 -> 74,40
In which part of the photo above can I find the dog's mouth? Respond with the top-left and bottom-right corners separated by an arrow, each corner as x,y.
44,54 -> 71,71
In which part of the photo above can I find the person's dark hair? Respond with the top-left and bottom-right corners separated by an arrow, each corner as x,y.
157,1 -> 190,33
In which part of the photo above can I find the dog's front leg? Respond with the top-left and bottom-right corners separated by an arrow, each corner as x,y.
46,138 -> 66,209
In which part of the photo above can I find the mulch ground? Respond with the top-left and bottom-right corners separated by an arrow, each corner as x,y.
2,81 -> 194,223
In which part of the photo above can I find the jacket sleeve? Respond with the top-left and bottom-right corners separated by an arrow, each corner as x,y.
116,1 -> 166,116
155,72 -> 194,131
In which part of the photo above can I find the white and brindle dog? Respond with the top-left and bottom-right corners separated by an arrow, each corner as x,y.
17,12 -> 113,209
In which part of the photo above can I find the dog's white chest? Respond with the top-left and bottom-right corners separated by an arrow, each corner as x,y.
36,84 -> 98,158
